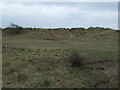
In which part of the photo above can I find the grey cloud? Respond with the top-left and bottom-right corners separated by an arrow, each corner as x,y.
2,2 -> 118,29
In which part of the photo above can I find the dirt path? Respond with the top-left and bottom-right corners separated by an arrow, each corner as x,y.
96,62 -> 118,88
66,30 -> 74,40
88,60 -> 118,88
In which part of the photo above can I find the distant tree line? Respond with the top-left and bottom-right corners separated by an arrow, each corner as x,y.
3,23 -> 23,35
2,23 -> 115,35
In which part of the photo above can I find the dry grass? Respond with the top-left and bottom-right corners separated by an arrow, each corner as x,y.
2,28 -> 118,88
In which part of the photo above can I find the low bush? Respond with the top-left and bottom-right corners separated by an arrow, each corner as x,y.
68,50 -> 86,67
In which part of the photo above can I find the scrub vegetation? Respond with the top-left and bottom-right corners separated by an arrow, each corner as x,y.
2,24 -> 118,88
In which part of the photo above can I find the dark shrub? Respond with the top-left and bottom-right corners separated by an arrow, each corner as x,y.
5,23 -> 23,35
43,79 -> 50,86
68,50 -> 86,67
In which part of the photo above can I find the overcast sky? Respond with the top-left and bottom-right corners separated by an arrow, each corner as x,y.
2,2 -> 118,29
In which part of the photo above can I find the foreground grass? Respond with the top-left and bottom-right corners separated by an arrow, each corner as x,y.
3,47 -> 113,88
2,29 -> 118,88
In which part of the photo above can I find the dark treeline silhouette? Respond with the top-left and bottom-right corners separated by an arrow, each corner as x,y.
2,23 -> 115,35
3,23 -> 23,35
6,23 -> 23,29
22,27 -> 113,30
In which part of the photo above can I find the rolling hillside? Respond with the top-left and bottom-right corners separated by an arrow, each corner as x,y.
2,27 -> 118,88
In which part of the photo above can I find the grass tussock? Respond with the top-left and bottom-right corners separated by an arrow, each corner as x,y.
68,50 -> 86,67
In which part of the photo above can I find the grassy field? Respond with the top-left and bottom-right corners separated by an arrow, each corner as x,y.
2,28 -> 118,88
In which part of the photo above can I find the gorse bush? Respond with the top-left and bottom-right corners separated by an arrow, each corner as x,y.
68,50 -> 86,67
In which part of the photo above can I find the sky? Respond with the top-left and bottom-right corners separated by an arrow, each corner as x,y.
2,2 -> 118,29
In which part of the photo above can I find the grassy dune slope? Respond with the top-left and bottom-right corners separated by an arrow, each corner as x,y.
2,28 -> 118,88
